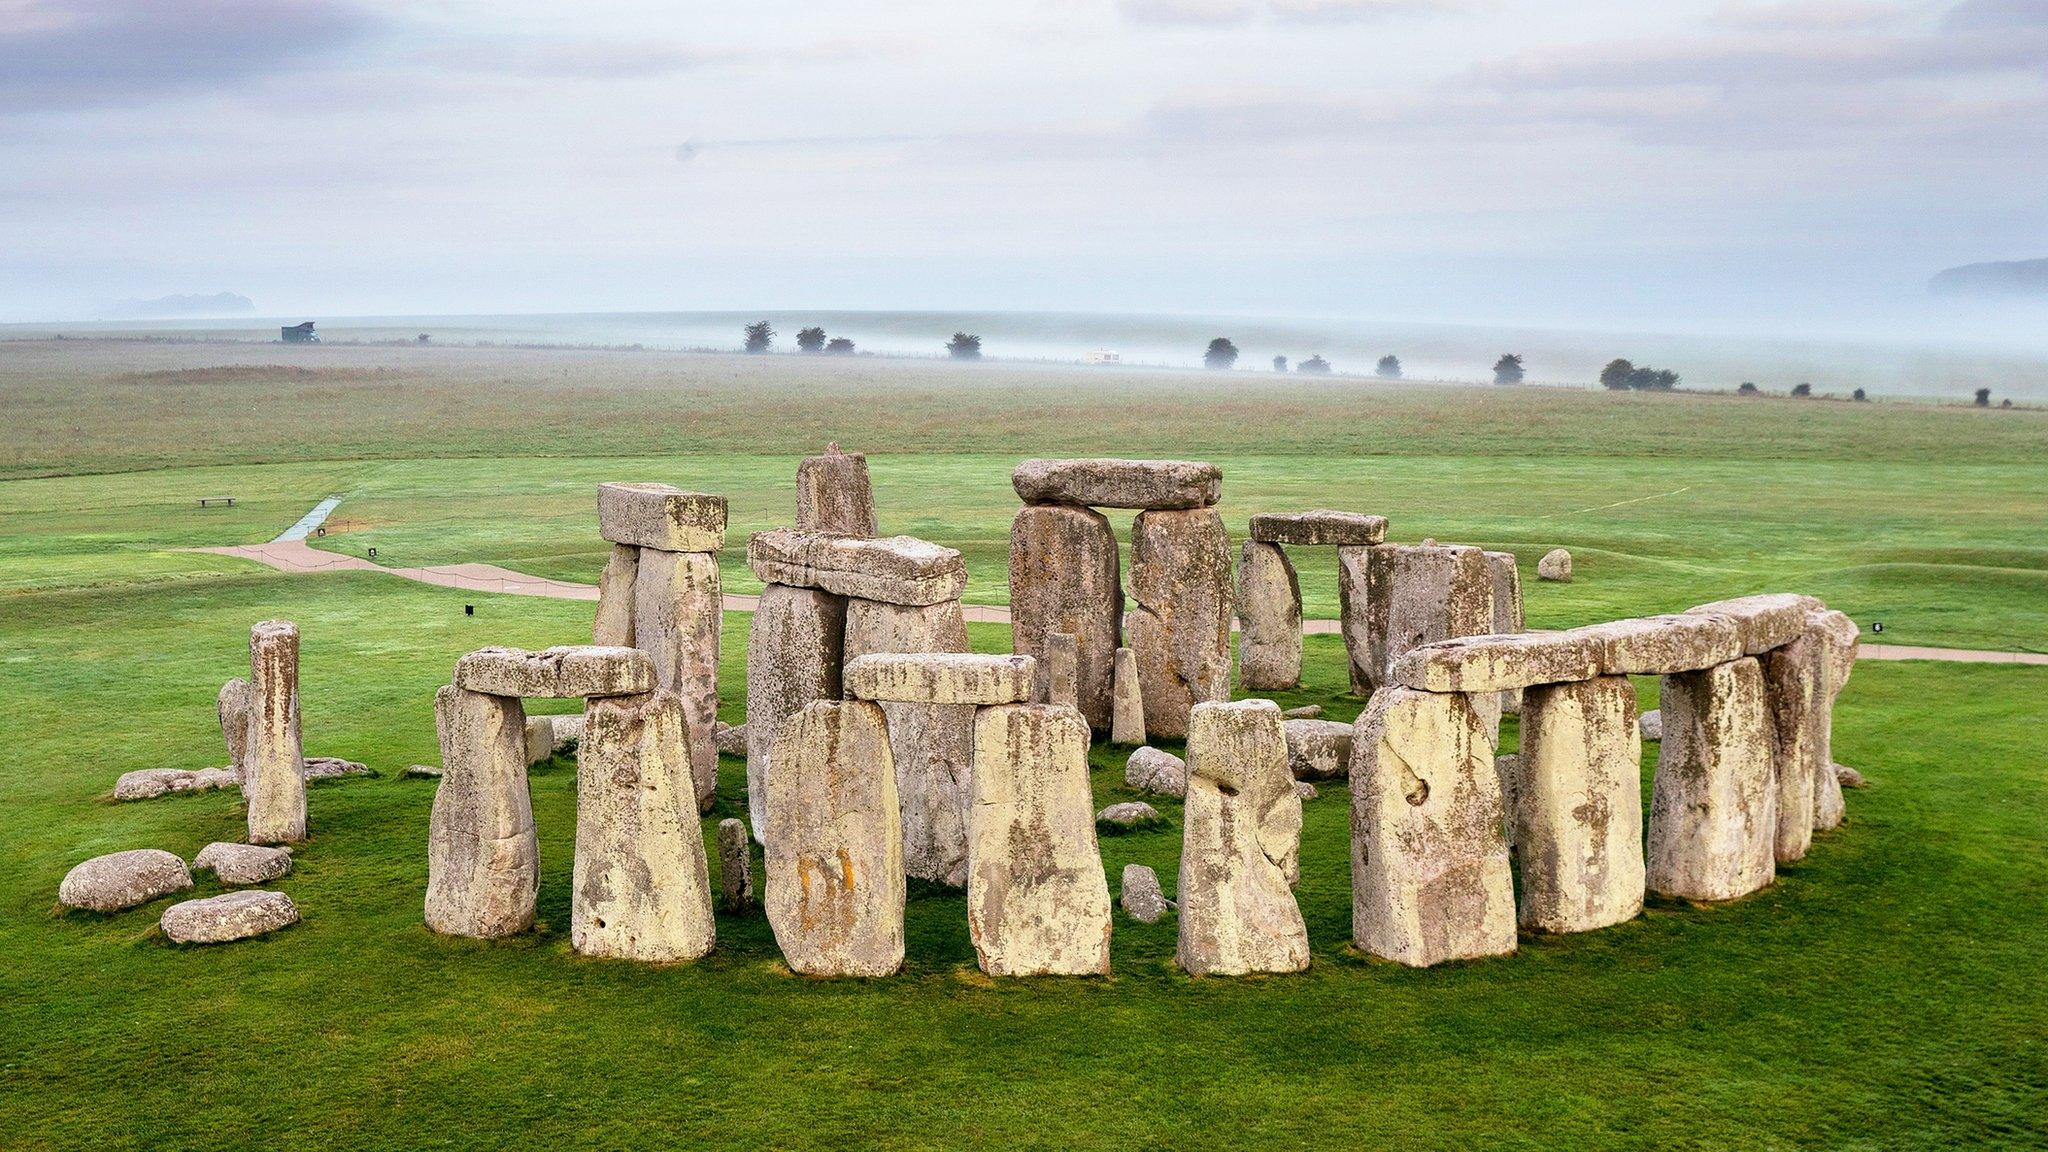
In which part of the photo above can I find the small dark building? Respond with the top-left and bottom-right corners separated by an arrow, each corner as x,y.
281,321 -> 319,344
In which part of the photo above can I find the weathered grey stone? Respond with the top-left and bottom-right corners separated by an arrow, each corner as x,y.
58,849 -> 192,912
748,529 -> 966,606
1283,717 -> 1353,780
1537,548 -> 1572,582
597,482 -> 726,552
1484,551 -> 1525,714
1361,543 -> 1495,692
1685,593 -> 1825,656
843,598 -> 975,887
246,620 -> 306,846
1249,510 -> 1387,547
218,677 -> 252,793
1568,613 -> 1743,676
1042,631 -> 1080,710
796,445 -> 878,536
572,692 -> 716,962
1009,504 -> 1122,730
592,543 -> 638,646
764,700 -> 903,976
1336,546 -> 1375,695
1810,608 -> 1860,830
1836,764 -> 1867,789
1647,657 -> 1777,902
632,546 -> 722,811
1350,687 -> 1516,967
1125,745 -> 1186,798
1640,709 -> 1663,740
718,818 -> 754,911
1012,457 -> 1221,510
715,720 -> 748,757
192,842 -> 292,886
967,703 -> 1113,976
425,685 -> 537,938
1128,508 -> 1233,739
1237,540 -> 1302,691
745,584 -> 846,843
302,756 -> 371,781
114,767 -> 238,801
1176,700 -> 1307,975
160,890 -> 298,944
842,653 -> 1034,705
1110,647 -> 1145,746
1294,780 -> 1318,800
1492,753 -> 1520,849
1760,633 -> 1825,864
552,714 -> 584,748
1096,801 -> 1161,829
524,715 -> 557,766
1121,863 -> 1170,923
453,645 -> 657,699
403,764 -> 443,779
1512,676 -> 1646,933
1391,631 -> 1602,694
1282,704 -> 1323,719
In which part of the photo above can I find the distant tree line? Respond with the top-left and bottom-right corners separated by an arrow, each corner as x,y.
1600,359 -> 1678,391
744,320 -> 855,355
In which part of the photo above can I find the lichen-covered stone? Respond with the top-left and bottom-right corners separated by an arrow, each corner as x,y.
844,597 -> 975,887
1096,800 -> 1162,829
1537,548 -> 1572,581
114,767 -> 238,801
1336,546 -> 1375,695
592,543 -> 638,646
160,890 -> 298,944
1281,704 -> 1322,719
1640,709 -> 1662,740
1128,508 -> 1233,739
764,701 -> 903,977
843,653 -> 1034,705
1237,540 -> 1302,691
1484,551 -> 1525,714
1295,780 -> 1319,800
1360,543 -> 1495,692
1647,658 -> 1777,902
1568,613 -> 1742,676
1810,608 -> 1860,831
1012,458 -> 1221,510
1009,504 -> 1122,730
524,715 -> 558,766
1121,863 -> 1170,923
192,842 -> 292,886
1760,633 -> 1825,863
218,677 -> 252,793
597,482 -> 726,552
59,849 -> 192,912
717,817 -> 754,912
1512,676 -> 1645,933
425,685 -> 537,938
1125,745 -> 1186,798
1248,510 -> 1387,547
1178,701 -> 1309,975
796,445 -> 878,536
715,720 -> 747,757
303,756 -> 372,781
246,620 -> 306,845
1349,687 -> 1516,967
1391,631 -> 1602,694
1043,631 -> 1080,710
748,529 -> 966,606
453,645 -> 657,699
1110,647 -> 1145,746
632,546 -> 722,811
745,584 -> 846,843
1283,717 -> 1353,780
1685,593 -> 1825,656
967,703 -> 1113,976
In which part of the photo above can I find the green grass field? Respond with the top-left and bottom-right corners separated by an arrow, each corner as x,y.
3,340 -> 2045,1149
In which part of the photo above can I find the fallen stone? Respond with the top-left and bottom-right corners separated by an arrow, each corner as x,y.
1096,800 -> 1162,830
718,817 -> 754,912
302,757 -> 372,781
1128,507 -> 1233,739
1761,632 -> 1827,864
1008,504 -> 1122,730
1178,700 -> 1308,975
632,545 -> 723,811
1236,540 -> 1302,691
1537,548 -> 1572,582
796,445 -> 878,536
1363,544 -> 1496,693
402,764 -> 443,779
192,842 -> 293,886
1120,863 -> 1170,923
425,685 -> 537,939
1835,763 -> 1867,789
1639,709 -> 1662,740
1294,780 -> 1318,800
59,849 -> 192,912
592,543 -> 638,647
113,767 -> 238,801
1512,676 -> 1646,933
1350,687 -> 1516,967
1391,631 -> 1601,694
218,677 -> 252,791
714,720 -> 748,757
1248,510 -> 1387,547
745,584 -> 846,843
764,700 -> 904,977
967,703 -> 1113,976
1125,745 -> 1186,798
1568,613 -> 1743,676
1043,631 -> 1080,710
246,620 -> 307,846
1283,717 -> 1353,780
1110,647 -> 1145,746
842,653 -> 1034,705
843,597 -> 976,887
453,645 -> 657,699
1011,457 -> 1221,510
160,890 -> 299,944
748,529 -> 966,606
1684,593 -> 1825,656
597,482 -> 726,552
1281,704 -> 1323,719
1336,546 -> 1375,695
1647,657 -> 1777,902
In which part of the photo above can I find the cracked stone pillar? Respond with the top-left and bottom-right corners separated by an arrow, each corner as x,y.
796,445 -> 878,536
1336,546 -> 1375,696
246,621 -> 307,845
1760,633 -> 1826,864
632,546 -> 723,813
1512,675 -> 1645,933
843,597 -> 975,887
1809,608 -> 1859,831
764,700 -> 904,976
1647,657 -> 1776,902
425,685 -> 537,938
1128,508 -> 1233,740
1236,540 -> 1302,691
1008,504 -> 1122,731
592,543 -> 638,647
1178,700 -> 1308,975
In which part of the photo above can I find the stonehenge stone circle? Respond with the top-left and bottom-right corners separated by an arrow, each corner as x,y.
1537,548 -> 1573,582
1043,630 -> 1081,711
1120,864 -> 1170,924
967,703 -> 1113,976
592,543 -> 639,647
1012,458 -> 1222,510
58,849 -> 193,912
745,584 -> 846,843
1647,657 -> 1777,902
717,818 -> 754,912
1178,701 -> 1309,975
1110,647 -> 1145,746
192,842 -> 293,886
841,653 -> 1034,705
1236,540 -> 1302,691
1248,510 -> 1387,547
631,545 -> 723,811
217,677 -> 252,792
764,700 -> 904,977
1512,676 -> 1646,933
1124,745 -> 1187,798
246,620 -> 307,846
1128,507 -> 1233,739
160,890 -> 299,945
1008,503 -> 1122,730
1282,717 -> 1353,781
796,444 -> 878,536
425,684 -> 537,938
749,529 -> 966,606
843,598 -> 976,887
454,645 -> 656,700
597,481 -> 728,553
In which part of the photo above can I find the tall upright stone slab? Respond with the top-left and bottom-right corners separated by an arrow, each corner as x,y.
425,685 -> 537,938
1513,676 -> 1645,933
246,620 -> 307,845
1110,647 -> 1145,746
1178,701 -> 1308,976
764,700 -> 904,977
572,692 -> 716,962
1236,540 -> 1302,691
1647,657 -> 1777,902
1128,508 -> 1233,740
967,704 -> 1113,976
796,445 -> 879,536
592,543 -> 639,647
218,677 -> 252,795
745,584 -> 846,843
1810,609 -> 1859,831
1008,504 -> 1122,731
633,546 -> 723,812
1760,633 -> 1825,863
1484,550 -> 1525,715
1335,546 -> 1374,695
844,598 -> 975,887
1043,631 -> 1080,710
1366,543 -> 1496,689
1350,687 -> 1516,967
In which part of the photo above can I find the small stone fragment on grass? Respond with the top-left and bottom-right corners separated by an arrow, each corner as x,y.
1294,781 -> 1318,800
1537,548 -> 1572,582
1120,864 -> 1170,923
192,842 -> 293,886
114,767 -> 236,801
402,764 -> 443,779
1124,746 -> 1186,798
715,720 -> 748,757
1280,704 -> 1322,719
718,818 -> 754,912
1096,801 -> 1162,831
160,890 -> 299,944
59,849 -> 193,912
1835,764 -> 1867,789
303,757 -> 373,781
1639,709 -> 1662,740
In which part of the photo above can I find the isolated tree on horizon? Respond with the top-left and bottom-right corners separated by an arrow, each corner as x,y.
1630,366 -> 1678,390
1376,355 -> 1401,379
1853,387 -> 1868,401
1792,382 -> 1813,397
1493,353 -> 1525,385
1739,381 -> 1760,395
743,321 -> 774,354
948,332 -> 982,361
796,326 -> 827,353
1273,355 -> 1288,373
825,336 -> 856,355
1601,359 -> 1635,390
1298,355 -> 1332,375
1203,338 -> 1239,370
1975,387 -> 1992,407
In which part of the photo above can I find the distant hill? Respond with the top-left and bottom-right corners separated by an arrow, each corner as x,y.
1929,259 -> 2048,298
109,292 -> 256,318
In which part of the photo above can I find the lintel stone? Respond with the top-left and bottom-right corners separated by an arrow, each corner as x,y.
1390,631 -> 1601,694
453,645 -> 657,699
747,529 -> 966,606
842,653 -> 1036,705
597,482 -> 727,552
1011,458 -> 1220,510
1248,510 -> 1388,547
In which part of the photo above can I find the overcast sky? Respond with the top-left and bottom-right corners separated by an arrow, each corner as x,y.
2,0 -> 2044,332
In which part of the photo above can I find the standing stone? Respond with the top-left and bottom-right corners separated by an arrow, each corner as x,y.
1811,609 -> 1859,831
745,584 -> 846,844
1236,540 -> 1302,691
572,692 -> 715,961
1009,504 -> 1122,731
1760,633 -> 1826,863
718,818 -> 754,911
633,547 -> 723,812
1538,548 -> 1573,582
1128,508 -> 1233,740
1513,676 -> 1645,933
592,543 -> 639,646
967,703 -> 1113,976
1335,546 -> 1374,695
764,700 -> 904,977
1484,550 -> 1524,715
1178,701 -> 1308,975
844,598 -> 975,887
796,444 -> 878,536
1647,658 -> 1777,902
1043,631 -> 1080,710
1121,864 -> 1170,924
1366,544 -> 1496,690
425,685 -> 537,938
217,678 -> 252,794
1110,647 -> 1145,746
1350,687 -> 1516,967
246,620 -> 307,846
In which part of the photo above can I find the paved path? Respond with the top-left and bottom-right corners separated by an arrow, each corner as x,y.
193,540 -> 2047,665
273,496 -> 345,543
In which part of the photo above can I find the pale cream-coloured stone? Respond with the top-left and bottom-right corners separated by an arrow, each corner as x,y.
1110,647 -> 1145,746
597,482 -> 726,552
1810,608 -> 1859,830
1760,633 -> 1825,863
844,598 -> 976,887
1537,548 -> 1572,582
1249,510 -> 1386,547
425,685 -> 537,938
1391,631 -> 1602,694
1282,704 -> 1322,719
968,703 -> 1113,976
524,715 -> 557,766
1236,540 -> 1302,691
1512,676 -> 1645,933
1012,458 -> 1221,510
1685,593 -> 1824,655
1128,507 -> 1233,739
218,677 -> 252,794
1647,657 -> 1777,902
114,767 -> 238,801
1336,546 -> 1375,695
1121,863 -> 1170,923
1178,701 -> 1308,975
246,620 -> 307,846
1042,631 -> 1080,709
160,890 -> 298,944
1009,504 -> 1122,730
796,445 -> 878,536
592,543 -> 638,646
745,584 -> 846,843
718,818 -> 754,911
303,756 -> 371,781
192,842 -> 292,886
842,653 -> 1034,705
58,849 -> 192,912
572,692 -> 716,962
632,547 -> 723,812
764,700 -> 903,976
1283,717 -> 1353,780
1349,687 -> 1516,967
1125,745 -> 1186,798
1568,613 -> 1743,676
748,529 -> 966,606
454,645 -> 657,699
1097,801 -> 1161,828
